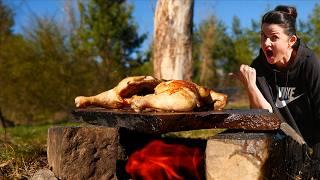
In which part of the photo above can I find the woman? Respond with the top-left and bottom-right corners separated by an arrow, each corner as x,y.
235,5 -> 320,155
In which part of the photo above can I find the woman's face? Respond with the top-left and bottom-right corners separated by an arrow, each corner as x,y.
260,23 -> 296,67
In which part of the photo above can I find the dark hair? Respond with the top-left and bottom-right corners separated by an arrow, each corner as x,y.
262,5 -> 297,36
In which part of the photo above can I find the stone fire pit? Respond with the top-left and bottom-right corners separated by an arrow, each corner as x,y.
46,108 -> 314,179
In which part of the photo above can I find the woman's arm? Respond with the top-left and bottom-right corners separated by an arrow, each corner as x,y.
233,64 -> 273,112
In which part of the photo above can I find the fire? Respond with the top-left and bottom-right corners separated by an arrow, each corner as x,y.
125,140 -> 203,180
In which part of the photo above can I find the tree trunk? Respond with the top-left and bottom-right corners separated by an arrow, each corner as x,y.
153,0 -> 194,80
199,17 -> 216,87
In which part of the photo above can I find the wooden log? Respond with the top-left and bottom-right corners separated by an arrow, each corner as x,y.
47,126 -> 124,180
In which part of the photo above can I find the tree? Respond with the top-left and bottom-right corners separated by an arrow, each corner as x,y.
306,3 -> 320,56
0,16 -> 73,123
0,0 -> 13,43
231,16 -> 254,66
192,16 -> 235,87
153,0 -> 194,80
245,19 -> 260,56
197,16 -> 217,87
0,0 -> 16,122
74,0 -> 146,89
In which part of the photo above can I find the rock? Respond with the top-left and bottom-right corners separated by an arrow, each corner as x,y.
205,133 -> 280,180
31,169 -> 57,180
47,126 -> 122,180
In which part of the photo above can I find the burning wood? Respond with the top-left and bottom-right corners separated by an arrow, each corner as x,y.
125,140 -> 203,180
74,76 -> 227,112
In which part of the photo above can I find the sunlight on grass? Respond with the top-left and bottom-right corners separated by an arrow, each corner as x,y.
0,121 -> 81,178
226,96 -> 250,109
162,128 -> 227,139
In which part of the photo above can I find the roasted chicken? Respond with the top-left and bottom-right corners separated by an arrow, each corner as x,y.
130,80 -> 201,112
75,76 -> 227,112
75,76 -> 161,108
195,84 -> 228,111
130,80 -> 227,112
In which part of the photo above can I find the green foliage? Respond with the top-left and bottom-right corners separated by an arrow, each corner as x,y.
0,17 -> 74,123
0,0 -> 147,124
245,19 -> 261,55
306,3 -> 320,56
1,2 -> 320,125
194,16 -> 217,87
231,16 -> 254,67
192,18 -> 234,87
73,0 -> 147,89
0,0 -> 13,43
192,16 -> 255,88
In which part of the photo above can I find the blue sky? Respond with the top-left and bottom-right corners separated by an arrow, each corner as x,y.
6,0 -> 319,51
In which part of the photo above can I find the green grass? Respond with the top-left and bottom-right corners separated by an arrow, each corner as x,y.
0,121 -> 81,179
226,98 -> 250,109
162,128 -> 227,139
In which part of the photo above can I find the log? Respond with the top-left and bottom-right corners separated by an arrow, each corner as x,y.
47,126 -> 124,180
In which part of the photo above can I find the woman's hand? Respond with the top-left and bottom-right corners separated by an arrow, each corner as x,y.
230,64 -> 273,112
233,64 -> 257,90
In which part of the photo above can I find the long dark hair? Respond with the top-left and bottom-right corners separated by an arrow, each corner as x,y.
262,5 -> 297,36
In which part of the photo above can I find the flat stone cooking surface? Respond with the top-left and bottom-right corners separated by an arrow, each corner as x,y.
72,108 -> 280,134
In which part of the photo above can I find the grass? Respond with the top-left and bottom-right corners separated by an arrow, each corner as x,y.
0,122 -> 81,179
162,128 -> 227,139
225,93 -> 250,110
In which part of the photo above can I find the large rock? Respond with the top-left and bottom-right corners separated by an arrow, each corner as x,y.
47,126 -> 123,180
31,169 -> 57,180
205,133 -> 282,180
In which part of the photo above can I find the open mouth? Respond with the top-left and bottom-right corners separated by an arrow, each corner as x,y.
265,49 -> 273,58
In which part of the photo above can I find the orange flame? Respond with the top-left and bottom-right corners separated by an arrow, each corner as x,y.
125,140 -> 203,180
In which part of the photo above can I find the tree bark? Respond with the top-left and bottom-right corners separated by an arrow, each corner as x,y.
153,0 -> 194,80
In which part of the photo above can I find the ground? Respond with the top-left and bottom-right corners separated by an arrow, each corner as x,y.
0,122 -> 80,179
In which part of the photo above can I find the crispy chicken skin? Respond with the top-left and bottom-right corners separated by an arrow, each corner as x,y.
130,80 -> 201,112
75,76 -> 161,108
130,80 -> 228,112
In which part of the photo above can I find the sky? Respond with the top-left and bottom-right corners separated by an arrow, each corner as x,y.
6,0 -> 319,51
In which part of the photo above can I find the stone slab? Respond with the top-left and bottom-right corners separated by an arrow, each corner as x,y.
72,108 -> 280,134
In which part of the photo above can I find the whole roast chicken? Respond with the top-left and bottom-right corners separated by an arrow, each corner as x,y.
75,76 -> 227,112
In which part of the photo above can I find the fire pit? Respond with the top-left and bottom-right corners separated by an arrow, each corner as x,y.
46,108 -> 314,179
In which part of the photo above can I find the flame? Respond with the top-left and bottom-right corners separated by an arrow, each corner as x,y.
125,140 -> 203,180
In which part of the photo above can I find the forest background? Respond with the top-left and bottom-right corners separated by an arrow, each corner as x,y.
1,0 -> 320,124
0,0 -> 320,178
